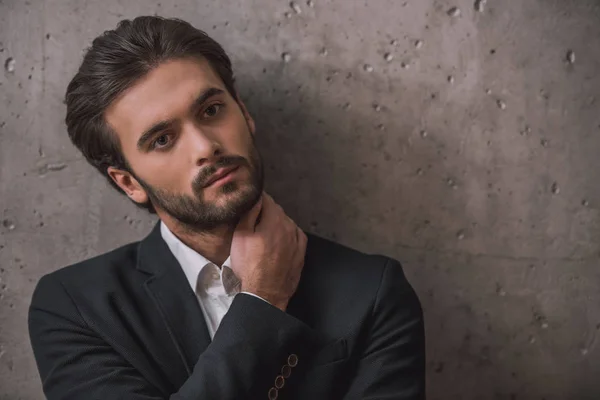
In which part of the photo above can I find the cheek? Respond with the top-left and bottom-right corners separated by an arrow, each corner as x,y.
221,116 -> 254,155
143,159 -> 190,192
228,104 -> 252,134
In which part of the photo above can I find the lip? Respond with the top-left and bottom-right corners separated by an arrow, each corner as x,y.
204,166 -> 240,187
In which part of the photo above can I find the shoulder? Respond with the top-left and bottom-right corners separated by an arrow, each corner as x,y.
34,240 -> 142,293
304,230 -> 403,278
302,230 -> 410,299
296,232 -> 420,336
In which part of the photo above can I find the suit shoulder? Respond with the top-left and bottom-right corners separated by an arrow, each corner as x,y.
304,231 -> 397,291
40,239 -> 141,285
299,232 -> 408,331
306,231 -> 392,268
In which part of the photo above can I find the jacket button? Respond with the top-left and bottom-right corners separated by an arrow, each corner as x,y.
287,353 -> 298,367
268,387 -> 278,399
281,364 -> 292,378
275,375 -> 285,389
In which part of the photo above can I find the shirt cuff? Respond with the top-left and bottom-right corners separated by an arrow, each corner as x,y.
240,291 -> 272,305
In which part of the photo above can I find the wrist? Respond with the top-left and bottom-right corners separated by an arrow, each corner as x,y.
241,287 -> 288,311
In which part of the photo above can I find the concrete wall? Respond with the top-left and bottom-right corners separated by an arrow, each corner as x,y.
1,0 -> 599,398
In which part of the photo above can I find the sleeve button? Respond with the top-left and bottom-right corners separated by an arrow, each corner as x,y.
287,353 -> 298,367
275,375 -> 285,389
268,387 -> 278,400
281,364 -> 292,378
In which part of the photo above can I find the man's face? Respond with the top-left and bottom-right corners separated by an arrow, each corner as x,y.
105,57 -> 264,232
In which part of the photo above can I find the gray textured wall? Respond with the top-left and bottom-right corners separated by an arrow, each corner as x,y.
1,0 -> 599,399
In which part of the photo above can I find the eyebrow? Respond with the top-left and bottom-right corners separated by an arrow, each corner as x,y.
136,87 -> 226,151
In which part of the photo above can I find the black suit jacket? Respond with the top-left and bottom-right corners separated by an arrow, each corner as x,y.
28,220 -> 425,399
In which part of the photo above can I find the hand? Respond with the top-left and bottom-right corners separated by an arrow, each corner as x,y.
230,191 -> 307,311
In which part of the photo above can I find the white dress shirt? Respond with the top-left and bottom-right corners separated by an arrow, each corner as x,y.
160,220 -> 271,339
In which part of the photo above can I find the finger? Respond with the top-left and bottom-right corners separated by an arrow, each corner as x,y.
284,214 -> 295,228
236,192 -> 264,232
254,192 -> 278,232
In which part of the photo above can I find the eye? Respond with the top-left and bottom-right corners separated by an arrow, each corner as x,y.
202,103 -> 224,118
151,133 -> 172,150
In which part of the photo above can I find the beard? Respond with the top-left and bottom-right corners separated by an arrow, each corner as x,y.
131,141 -> 265,234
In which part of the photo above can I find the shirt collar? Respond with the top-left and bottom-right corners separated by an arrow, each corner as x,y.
159,220 -> 233,293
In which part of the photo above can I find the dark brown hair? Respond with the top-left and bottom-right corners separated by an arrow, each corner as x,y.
64,16 -> 238,214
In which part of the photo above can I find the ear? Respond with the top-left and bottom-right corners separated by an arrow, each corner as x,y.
236,96 -> 256,137
107,166 -> 149,206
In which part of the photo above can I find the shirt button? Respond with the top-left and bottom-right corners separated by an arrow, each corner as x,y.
211,271 -> 219,280
268,387 -> 278,400
287,354 -> 298,367
274,375 -> 285,389
281,364 -> 292,378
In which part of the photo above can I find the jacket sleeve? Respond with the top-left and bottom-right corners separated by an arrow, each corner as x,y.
341,257 -> 426,400
28,273 -> 315,400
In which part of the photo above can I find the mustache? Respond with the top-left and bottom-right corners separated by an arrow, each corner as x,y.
192,156 -> 247,192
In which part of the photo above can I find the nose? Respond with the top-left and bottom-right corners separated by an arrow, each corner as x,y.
183,123 -> 223,166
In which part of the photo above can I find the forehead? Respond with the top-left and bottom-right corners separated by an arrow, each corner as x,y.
104,57 -> 225,148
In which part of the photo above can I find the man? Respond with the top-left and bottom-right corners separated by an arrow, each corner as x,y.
28,16 -> 425,400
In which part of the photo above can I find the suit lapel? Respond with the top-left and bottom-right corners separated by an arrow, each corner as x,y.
137,221 -> 211,384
